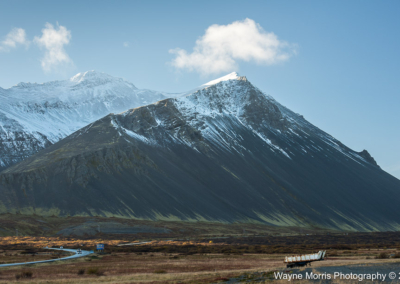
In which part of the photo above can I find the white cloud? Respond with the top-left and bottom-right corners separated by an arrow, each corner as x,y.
170,18 -> 297,75
123,42 -> 129,48
0,28 -> 29,52
34,23 -> 73,72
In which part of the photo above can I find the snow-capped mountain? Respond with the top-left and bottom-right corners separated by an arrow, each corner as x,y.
115,72 -> 377,167
0,71 -> 170,169
2,72 -> 398,231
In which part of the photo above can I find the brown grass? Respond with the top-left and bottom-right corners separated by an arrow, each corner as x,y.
0,249 -> 73,264
0,252 -> 281,283
0,249 -> 399,283
0,236 -> 126,248
1,215 -> 400,283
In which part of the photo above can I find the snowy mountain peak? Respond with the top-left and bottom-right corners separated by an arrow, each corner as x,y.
70,70 -> 117,83
69,70 -> 136,89
8,71 -> 135,92
0,72 -> 169,170
14,82 -> 36,89
202,72 -> 241,86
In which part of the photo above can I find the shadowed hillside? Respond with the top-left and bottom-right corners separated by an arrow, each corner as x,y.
1,74 -> 399,231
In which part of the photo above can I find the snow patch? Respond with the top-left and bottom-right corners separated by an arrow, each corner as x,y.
253,130 -> 291,159
202,72 -> 239,87
111,117 -> 157,145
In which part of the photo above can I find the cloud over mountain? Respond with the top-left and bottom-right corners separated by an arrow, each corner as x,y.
0,28 -> 29,52
170,18 -> 296,75
34,23 -> 73,72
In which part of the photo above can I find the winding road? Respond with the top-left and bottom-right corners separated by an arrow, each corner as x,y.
0,248 -> 93,268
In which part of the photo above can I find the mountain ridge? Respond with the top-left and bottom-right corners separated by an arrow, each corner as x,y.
0,71 -> 171,170
1,75 -> 398,231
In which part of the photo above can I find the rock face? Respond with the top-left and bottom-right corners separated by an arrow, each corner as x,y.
1,73 -> 400,231
358,150 -> 380,168
0,71 -> 169,170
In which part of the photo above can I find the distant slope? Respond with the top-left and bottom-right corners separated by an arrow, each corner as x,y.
0,71 -> 170,170
1,73 -> 399,231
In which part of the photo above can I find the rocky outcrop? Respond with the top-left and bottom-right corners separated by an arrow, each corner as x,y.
359,149 -> 380,168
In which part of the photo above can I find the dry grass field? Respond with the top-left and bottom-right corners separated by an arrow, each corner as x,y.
0,236 -> 126,248
0,252 -> 281,283
2,215 -> 400,283
0,242 -> 399,283
0,249 -> 73,264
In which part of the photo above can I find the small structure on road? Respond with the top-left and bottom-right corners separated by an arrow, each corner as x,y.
96,243 -> 104,252
284,250 -> 326,268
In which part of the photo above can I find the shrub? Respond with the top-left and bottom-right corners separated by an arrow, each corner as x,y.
154,269 -> 167,274
392,252 -> 400,258
86,267 -> 98,275
328,251 -> 338,257
86,267 -> 104,276
77,269 -> 85,275
375,252 -> 389,259
22,271 -> 33,278
214,277 -> 229,282
15,271 -> 33,280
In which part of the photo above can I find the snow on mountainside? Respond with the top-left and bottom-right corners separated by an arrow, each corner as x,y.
117,72 -> 374,167
201,72 -> 240,86
0,71 -> 170,169
2,72 -> 393,231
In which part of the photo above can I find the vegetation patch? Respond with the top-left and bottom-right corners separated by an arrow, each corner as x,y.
86,267 -> 104,276
77,268 -> 85,275
15,271 -> 33,280
375,252 -> 389,259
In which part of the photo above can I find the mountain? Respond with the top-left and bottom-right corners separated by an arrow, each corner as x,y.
0,71 -> 169,170
1,73 -> 400,231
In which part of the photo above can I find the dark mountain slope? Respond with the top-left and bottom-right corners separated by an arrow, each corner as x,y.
0,71 -> 168,171
1,74 -> 399,231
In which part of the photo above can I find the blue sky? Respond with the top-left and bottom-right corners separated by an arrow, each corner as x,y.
0,0 -> 399,179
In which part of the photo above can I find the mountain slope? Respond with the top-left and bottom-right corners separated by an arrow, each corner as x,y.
0,71 -> 169,170
1,73 -> 399,231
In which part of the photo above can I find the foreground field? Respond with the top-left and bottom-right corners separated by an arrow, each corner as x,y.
0,245 -> 400,283
0,249 -> 72,265
2,215 -> 400,283
0,252 -> 281,283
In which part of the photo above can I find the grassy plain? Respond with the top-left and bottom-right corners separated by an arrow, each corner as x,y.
0,249 -> 399,283
1,234 -> 400,283
1,214 -> 400,283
